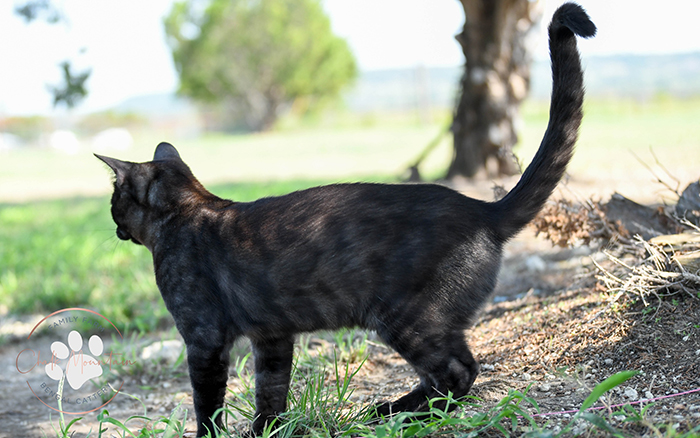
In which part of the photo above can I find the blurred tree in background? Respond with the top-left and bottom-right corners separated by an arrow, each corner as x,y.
15,0 -> 91,109
449,0 -> 543,179
165,0 -> 357,132
48,61 -> 90,108
14,0 -> 63,23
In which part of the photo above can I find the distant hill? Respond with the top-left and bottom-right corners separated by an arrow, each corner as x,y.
112,93 -> 198,117
345,52 -> 700,112
109,52 -> 700,116
531,52 -> 700,100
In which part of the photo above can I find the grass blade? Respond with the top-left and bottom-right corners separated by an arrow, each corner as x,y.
579,412 -> 624,437
580,370 -> 639,411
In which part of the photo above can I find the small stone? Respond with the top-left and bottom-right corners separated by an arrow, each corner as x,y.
604,358 -> 613,365
141,339 -> 185,364
522,373 -> 531,381
624,388 -> 639,400
645,391 -> 654,399
539,383 -> 552,392
525,255 -> 546,271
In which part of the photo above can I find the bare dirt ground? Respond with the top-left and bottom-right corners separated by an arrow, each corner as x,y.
1,176 -> 699,437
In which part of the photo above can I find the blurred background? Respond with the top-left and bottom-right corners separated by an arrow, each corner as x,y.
1,0 -> 699,328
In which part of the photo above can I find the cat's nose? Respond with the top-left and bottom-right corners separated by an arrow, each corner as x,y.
116,227 -> 131,241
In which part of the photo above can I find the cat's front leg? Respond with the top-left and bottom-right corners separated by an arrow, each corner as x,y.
187,340 -> 231,437
250,335 -> 294,435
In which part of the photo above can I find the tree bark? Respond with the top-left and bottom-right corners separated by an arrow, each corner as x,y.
448,0 -> 542,179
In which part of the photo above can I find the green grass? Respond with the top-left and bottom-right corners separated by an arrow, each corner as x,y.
1,96 -> 699,203
2,96 -> 699,328
0,120 -> 452,203
46,338 -> 700,438
0,179 -> 339,331
518,97 -> 700,195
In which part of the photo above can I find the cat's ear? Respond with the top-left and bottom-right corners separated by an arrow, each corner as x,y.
153,142 -> 182,161
95,154 -> 132,185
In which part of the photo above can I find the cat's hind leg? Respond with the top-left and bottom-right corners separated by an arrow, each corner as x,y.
250,335 -> 295,435
373,374 -> 432,417
374,326 -> 479,417
422,331 -> 480,411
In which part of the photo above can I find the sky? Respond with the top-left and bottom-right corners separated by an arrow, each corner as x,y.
1,0 -> 700,116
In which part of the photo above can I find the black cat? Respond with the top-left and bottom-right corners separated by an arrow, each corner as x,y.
96,3 -> 594,436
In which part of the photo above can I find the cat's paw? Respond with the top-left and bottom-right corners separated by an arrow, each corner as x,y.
45,330 -> 104,390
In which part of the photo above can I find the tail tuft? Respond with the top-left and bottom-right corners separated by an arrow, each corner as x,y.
551,2 -> 597,39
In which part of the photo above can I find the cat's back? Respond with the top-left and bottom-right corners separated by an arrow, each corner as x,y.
230,182 -> 498,246
240,182 -> 488,221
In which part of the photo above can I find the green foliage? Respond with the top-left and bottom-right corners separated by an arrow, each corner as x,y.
164,0 -> 357,131
331,328 -> 369,364
224,350 -> 374,437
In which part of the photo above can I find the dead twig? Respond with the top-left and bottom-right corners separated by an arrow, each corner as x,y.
594,234 -> 700,309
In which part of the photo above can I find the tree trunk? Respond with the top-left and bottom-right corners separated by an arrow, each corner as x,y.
448,0 -> 542,179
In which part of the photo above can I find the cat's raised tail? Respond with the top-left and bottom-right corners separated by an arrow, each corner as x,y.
493,2 -> 596,240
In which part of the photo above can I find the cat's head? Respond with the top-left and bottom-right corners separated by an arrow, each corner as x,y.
96,142 -> 202,249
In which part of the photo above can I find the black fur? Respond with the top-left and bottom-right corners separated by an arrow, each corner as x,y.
96,4 -> 594,436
